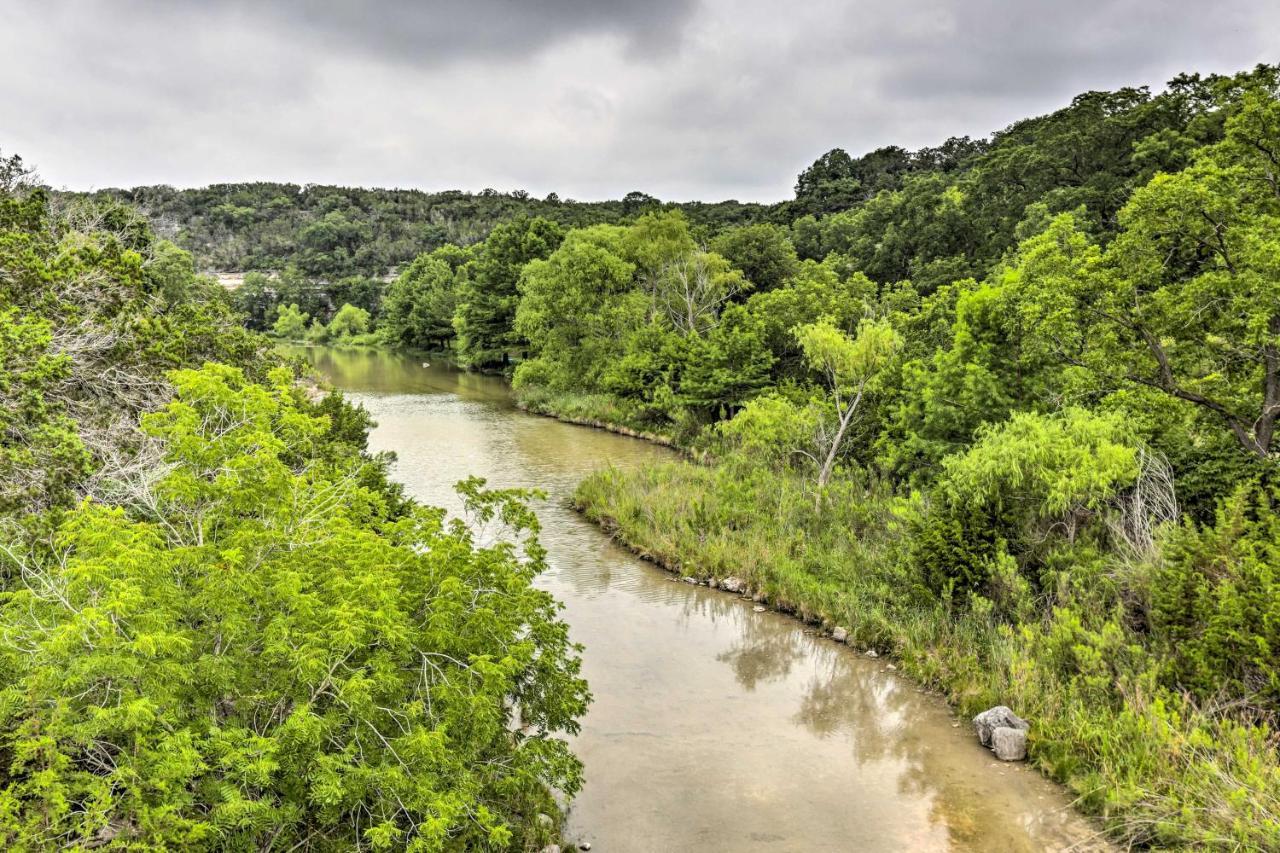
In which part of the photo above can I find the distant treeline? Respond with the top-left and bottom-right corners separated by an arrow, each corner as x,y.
70,183 -> 770,281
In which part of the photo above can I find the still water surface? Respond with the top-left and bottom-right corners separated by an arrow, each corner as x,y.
295,346 -> 1109,853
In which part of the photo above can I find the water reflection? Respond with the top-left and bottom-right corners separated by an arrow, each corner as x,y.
295,345 -> 1111,853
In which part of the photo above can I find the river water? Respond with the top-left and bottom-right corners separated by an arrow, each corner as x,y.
294,346 -> 1109,853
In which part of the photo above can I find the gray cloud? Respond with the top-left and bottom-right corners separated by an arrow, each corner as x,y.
1,0 -> 1276,201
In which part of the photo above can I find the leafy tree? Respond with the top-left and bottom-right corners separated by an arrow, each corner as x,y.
379,248 -> 465,350
326,303 -> 371,342
710,223 -> 800,291
794,317 -> 901,491
513,227 -> 636,392
272,303 -> 309,340
649,250 -> 746,337
454,217 -> 564,368
1153,479 -> 1280,714
232,271 -> 278,331
793,148 -> 863,215
0,310 -> 89,514
1012,91 -> 1280,461
0,365 -> 588,850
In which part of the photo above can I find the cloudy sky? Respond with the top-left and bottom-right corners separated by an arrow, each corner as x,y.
2,1 -> 1277,201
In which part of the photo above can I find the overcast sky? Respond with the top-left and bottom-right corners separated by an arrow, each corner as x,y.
2,1 -> 1277,201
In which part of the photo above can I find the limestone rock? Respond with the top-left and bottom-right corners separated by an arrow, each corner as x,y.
973,705 -> 1029,747
831,626 -> 849,643
992,726 -> 1028,761
720,576 -> 745,594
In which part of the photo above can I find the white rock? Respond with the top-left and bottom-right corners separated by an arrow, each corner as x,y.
865,649 -> 878,658
831,626 -> 849,643
973,705 -> 1030,747
719,576 -> 745,594
752,605 -> 766,613
992,726 -> 1028,761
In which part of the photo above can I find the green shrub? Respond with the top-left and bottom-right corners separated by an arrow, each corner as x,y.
1152,481 -> 1280,716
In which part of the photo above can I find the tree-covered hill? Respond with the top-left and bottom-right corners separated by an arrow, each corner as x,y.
68,182 -> 770,281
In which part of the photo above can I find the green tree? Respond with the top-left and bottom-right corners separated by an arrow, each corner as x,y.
710,223 -> 800,291
454,217 -> 564,368
1013,91 -> 1280,461
271,302 -> 309,340
513,227 -> 637,392
380,248 -> 464,350
326,303 -> 371,342
0,365 -> 589,850
795,317 -> 901,492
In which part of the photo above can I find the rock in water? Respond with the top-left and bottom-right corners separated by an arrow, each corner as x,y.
831,626 -> 849,643
992,726 -> 1028,761
720,576 -> 745,594
973,705 -> 1029,747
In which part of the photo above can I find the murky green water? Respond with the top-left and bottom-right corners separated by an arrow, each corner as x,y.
293,346 -> 1110,853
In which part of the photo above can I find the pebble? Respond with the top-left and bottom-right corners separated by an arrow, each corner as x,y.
752,605 -> 766,613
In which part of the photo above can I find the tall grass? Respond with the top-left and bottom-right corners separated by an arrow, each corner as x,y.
575,460 -> 1280,850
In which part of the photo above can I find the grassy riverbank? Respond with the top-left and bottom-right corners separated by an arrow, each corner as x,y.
515,385 -> 679,446
574,460 -> 1280,850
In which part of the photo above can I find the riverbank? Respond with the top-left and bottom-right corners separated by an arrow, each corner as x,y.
514,385 -> 681,448
573,460 -> 1280,851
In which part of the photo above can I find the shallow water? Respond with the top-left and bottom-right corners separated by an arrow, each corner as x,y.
295,346 -> 1109,853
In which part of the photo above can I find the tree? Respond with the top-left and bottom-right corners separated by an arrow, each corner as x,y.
513,227 -> 637,392
710,223 -> 799,291
232,271 -> 278,331
454,217 -> 564,368
793,148 -> 862,215
0,365 -> 589,849
326,303 -> 371,342
794,317 -> 901,492
272,302 -> 309,340
1014,91 -> 1280,460
650,251 -> 747,337
379,248 -> 462,350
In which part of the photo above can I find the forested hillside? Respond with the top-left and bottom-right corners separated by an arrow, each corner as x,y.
0,154 -> 586,849
72,183 -> 768,281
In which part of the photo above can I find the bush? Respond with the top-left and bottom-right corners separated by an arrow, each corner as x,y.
1152,481 -> 1280,716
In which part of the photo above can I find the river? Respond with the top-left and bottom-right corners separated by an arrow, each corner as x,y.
294,346 -> 1109,853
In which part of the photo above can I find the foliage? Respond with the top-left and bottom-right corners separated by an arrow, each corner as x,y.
271,302 -> 309,340
454,217 -> 564,368
0,172 -> 591,849
0,365 -> 588,850
1152,479 -> 1280,715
